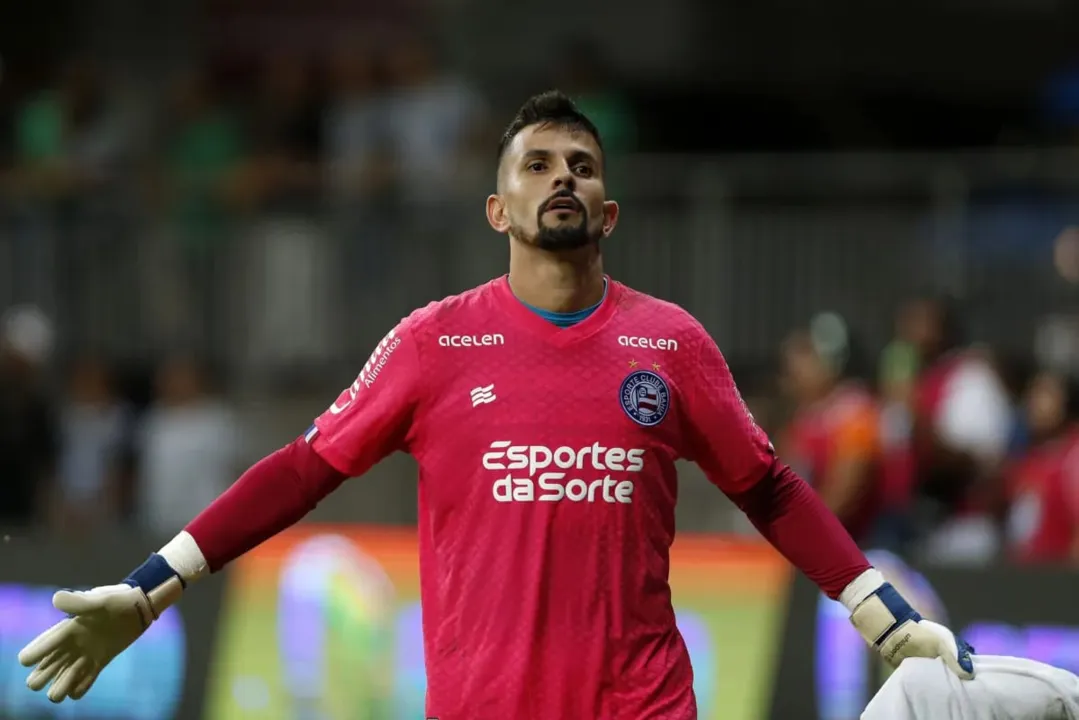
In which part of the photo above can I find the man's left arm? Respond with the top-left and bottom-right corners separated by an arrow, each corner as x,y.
678,326 -> 975,679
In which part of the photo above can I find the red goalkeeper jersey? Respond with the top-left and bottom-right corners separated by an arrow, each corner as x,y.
307,275 -> 776,720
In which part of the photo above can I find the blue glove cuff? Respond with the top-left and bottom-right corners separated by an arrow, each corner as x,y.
870,582 -> 922,647
124,553 -> 185,593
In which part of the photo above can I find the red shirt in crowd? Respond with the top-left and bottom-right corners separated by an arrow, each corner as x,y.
1004,428 -> 1079,563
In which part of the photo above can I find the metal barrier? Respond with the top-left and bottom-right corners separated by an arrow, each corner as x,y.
3,151 -> 1077,530
3,150 -> 1078,379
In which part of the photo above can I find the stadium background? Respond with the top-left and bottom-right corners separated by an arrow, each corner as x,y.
3,0 -> 1079,718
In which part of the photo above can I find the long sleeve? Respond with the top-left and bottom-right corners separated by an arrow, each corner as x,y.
185,436 -> 347,571
679,324 -> 869,599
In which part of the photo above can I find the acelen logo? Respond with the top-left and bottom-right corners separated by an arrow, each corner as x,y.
618,335 -> 679,351
438,333 -> 504,347
330,327 -> 402,415
483,441 -> 645,504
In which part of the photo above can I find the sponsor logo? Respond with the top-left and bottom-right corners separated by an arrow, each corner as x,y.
619,370 -> 671,427
618,335 -> 679,351
438,334 -> 505,348
470,384 -> 496,407
483,441 -> 645,504
329,327 -> 402,415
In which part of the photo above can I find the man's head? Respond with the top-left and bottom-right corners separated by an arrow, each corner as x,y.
781,313 -> 856,403
487,90 -> 618,252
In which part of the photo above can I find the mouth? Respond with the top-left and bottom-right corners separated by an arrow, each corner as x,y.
544,198 -> 581,213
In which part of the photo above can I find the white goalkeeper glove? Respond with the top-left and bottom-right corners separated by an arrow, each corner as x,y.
17,554 -> 186,703
844,569 -> 975,680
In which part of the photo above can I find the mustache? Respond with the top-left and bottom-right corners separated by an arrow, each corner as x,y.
540,189 -> 584,213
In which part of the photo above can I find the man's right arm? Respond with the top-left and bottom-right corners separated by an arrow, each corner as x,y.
163,318 -> 426,581
18,317 -> 427,703
159,438 -> 347,579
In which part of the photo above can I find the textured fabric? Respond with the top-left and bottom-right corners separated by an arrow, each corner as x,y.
307,274 -> 854,720
185,437 -> 345,571
518,277 -> 608,327
863,655 -> 1079,719
730,465 -> 870,600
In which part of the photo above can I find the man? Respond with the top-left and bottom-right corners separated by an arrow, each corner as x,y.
863,623 -> 1079,719
0,305 -> 59,528
18,91 -> 974,718
901,295 -> 1012,563
1001,370 -> 1079,563
779,314 -> 881,544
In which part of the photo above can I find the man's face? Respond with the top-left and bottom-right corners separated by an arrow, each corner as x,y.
487,124 -> 617,250
781,332 -> 833,402
1026,372 -> 1066,437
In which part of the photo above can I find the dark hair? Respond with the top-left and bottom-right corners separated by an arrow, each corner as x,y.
497,90 -> 603,162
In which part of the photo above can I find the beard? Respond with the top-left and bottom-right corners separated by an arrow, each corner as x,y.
513,192 -> 601,251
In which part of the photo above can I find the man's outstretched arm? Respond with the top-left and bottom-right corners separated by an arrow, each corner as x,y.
681,324 -> 974,679
18,318 -> 425,703
166,436 -> 347,578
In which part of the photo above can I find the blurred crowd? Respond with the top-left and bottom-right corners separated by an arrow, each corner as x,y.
1,48 -> 1078,566
5,286 -> 1079,569
0,43 -> 638,540
0,42 -> 636,354
762,295 -> 1079,568
0,305 -> 241,540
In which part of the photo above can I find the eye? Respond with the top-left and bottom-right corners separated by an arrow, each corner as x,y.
573,164 -> 594,177
527,161 -> 546,172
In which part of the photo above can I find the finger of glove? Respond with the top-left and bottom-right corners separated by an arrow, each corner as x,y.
18,620 -> 73,666
941,641 -> 976,680
69,667 -> 101,700
53,589 -> 106,616
47,655 -> 92,703
26,650 -> 69,691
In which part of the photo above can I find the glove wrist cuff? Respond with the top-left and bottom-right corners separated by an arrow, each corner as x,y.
144,575 -> 185,618
839,567 -> 885,613
124,554 -> 185,620
158,531 -> 209,584
850,593 -> 900,646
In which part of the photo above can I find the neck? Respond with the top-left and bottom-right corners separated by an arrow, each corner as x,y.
507,239 -> 605,313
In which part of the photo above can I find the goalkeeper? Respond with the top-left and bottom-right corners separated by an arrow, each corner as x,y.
17,90 -> 976,717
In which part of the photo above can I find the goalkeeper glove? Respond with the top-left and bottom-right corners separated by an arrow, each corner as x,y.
847,572 -> 975,680
17,553 -> 185,703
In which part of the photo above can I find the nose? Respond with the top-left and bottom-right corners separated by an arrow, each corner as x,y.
552,166 -> 576,192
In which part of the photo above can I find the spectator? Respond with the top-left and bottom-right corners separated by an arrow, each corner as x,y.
903,295 -> 1013,565
874,302 -> 925,553
556,38 -> 638,157
159,69 -> 244,247
384,33 -> 488,208
323,45 -> 399,347
323,45 -> 393,207
9,59 -> 140,331
157,70 -> 244,354
777,313 -> 882,545
136,357 -> 241,539
54,356 -> 132,533
1000,370 -> 1079,564
12,58 -> 133,200
0,306 -> 58,529
243,56 -> 324,210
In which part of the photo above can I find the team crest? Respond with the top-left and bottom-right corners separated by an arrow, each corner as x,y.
619,370 -> 670,427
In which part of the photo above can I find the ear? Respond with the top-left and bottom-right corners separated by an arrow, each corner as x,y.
601,200 -> 619,237
486,194 -> 511,234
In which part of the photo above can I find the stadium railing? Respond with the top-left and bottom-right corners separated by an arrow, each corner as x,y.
2,150 -> 1077,530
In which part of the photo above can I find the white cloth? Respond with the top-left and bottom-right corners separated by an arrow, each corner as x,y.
935,358 -> 1012,464
863,655 -> 1079,720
